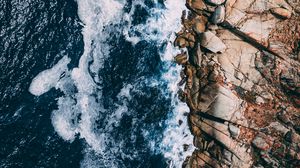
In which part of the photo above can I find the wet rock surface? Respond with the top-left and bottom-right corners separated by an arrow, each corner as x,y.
174,0 -> 300,167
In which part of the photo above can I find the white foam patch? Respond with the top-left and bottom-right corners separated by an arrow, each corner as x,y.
121,0 -> 195,162
122,0 -> 195,166
29,56 -> 70,96
51,96 -> 78,141
122,0 -> 186,46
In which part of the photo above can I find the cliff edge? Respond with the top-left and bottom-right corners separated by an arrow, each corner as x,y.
174,0 -> 300,167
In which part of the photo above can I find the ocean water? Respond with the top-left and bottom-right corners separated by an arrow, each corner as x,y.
0,0 -> 194,167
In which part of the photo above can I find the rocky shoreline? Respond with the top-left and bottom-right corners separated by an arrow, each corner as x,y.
173,0 -> 300,167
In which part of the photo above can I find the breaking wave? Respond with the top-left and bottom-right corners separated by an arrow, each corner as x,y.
29,0 -> 194,167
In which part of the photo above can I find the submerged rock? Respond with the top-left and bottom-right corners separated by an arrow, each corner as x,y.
200,31 -> 226,53
211,5 -> 225,24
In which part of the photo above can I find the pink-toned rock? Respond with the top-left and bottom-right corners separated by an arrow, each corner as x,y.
200,31 -> 226,53
270,7 -> 292,19
252,136 -> 271,151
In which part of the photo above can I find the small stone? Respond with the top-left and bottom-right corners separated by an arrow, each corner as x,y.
252,136 -> 270,151
188,0 -> 207,10
194,136 -> 204,149
174,53 -> 188,65
228,124 -> 240,138
187,33 -> 196,42
211,5 -> 225,24
270,7 -> 292,19
207,24 -> 218,31
205,0 -> 226,5
268,122 -> 289,135
284,131 -> 300,143
277,112 -> 292,125
290,131 -> 300,143
223,149 -> 232,162
200,31 -> 226,53
175,36 -> 187,48
183,144 -> 190,151
178,120 -> 183,125
289,149 -> 296,158
256,96 -> 264,104
193,17 -> 207,34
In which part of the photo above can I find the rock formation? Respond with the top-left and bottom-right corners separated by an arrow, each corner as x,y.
175,0 -> 300,167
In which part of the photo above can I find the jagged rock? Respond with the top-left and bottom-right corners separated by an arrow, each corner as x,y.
277,112 -> 292,125
193,20 -> 206,34
174,36 -> 187,48
223,149 -> 232,162
270,7 -> 292,19
200,31 -> 226,53
285,131 -> 300,143
205,0 -> 226,5
185,65 -> 194,89
189,43 -> 202,67
174,52 -> 187,65
228,124 -> 240,138
207,24 -> 219,31
211,5 -> 225,24
186,33 -> 196,48
286,0 -> 300,13
268,122 -> 289,135
193,16 -> 208,34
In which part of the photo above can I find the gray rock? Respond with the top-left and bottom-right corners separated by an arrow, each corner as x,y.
228,124 -> 240,138
200,31 -> 226,53
268,122 -> 289,135
211,5 -> 225,24
206,0 -> 226,5
252,136 -> 270,151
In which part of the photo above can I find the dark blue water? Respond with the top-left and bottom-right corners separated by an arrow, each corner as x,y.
0,0 -> 183,167
0,0 -> 84,167
0,0 -> 192,168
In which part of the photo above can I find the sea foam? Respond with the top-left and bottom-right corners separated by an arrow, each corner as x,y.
29,0 -> 194,167
28,56 -> 70,96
